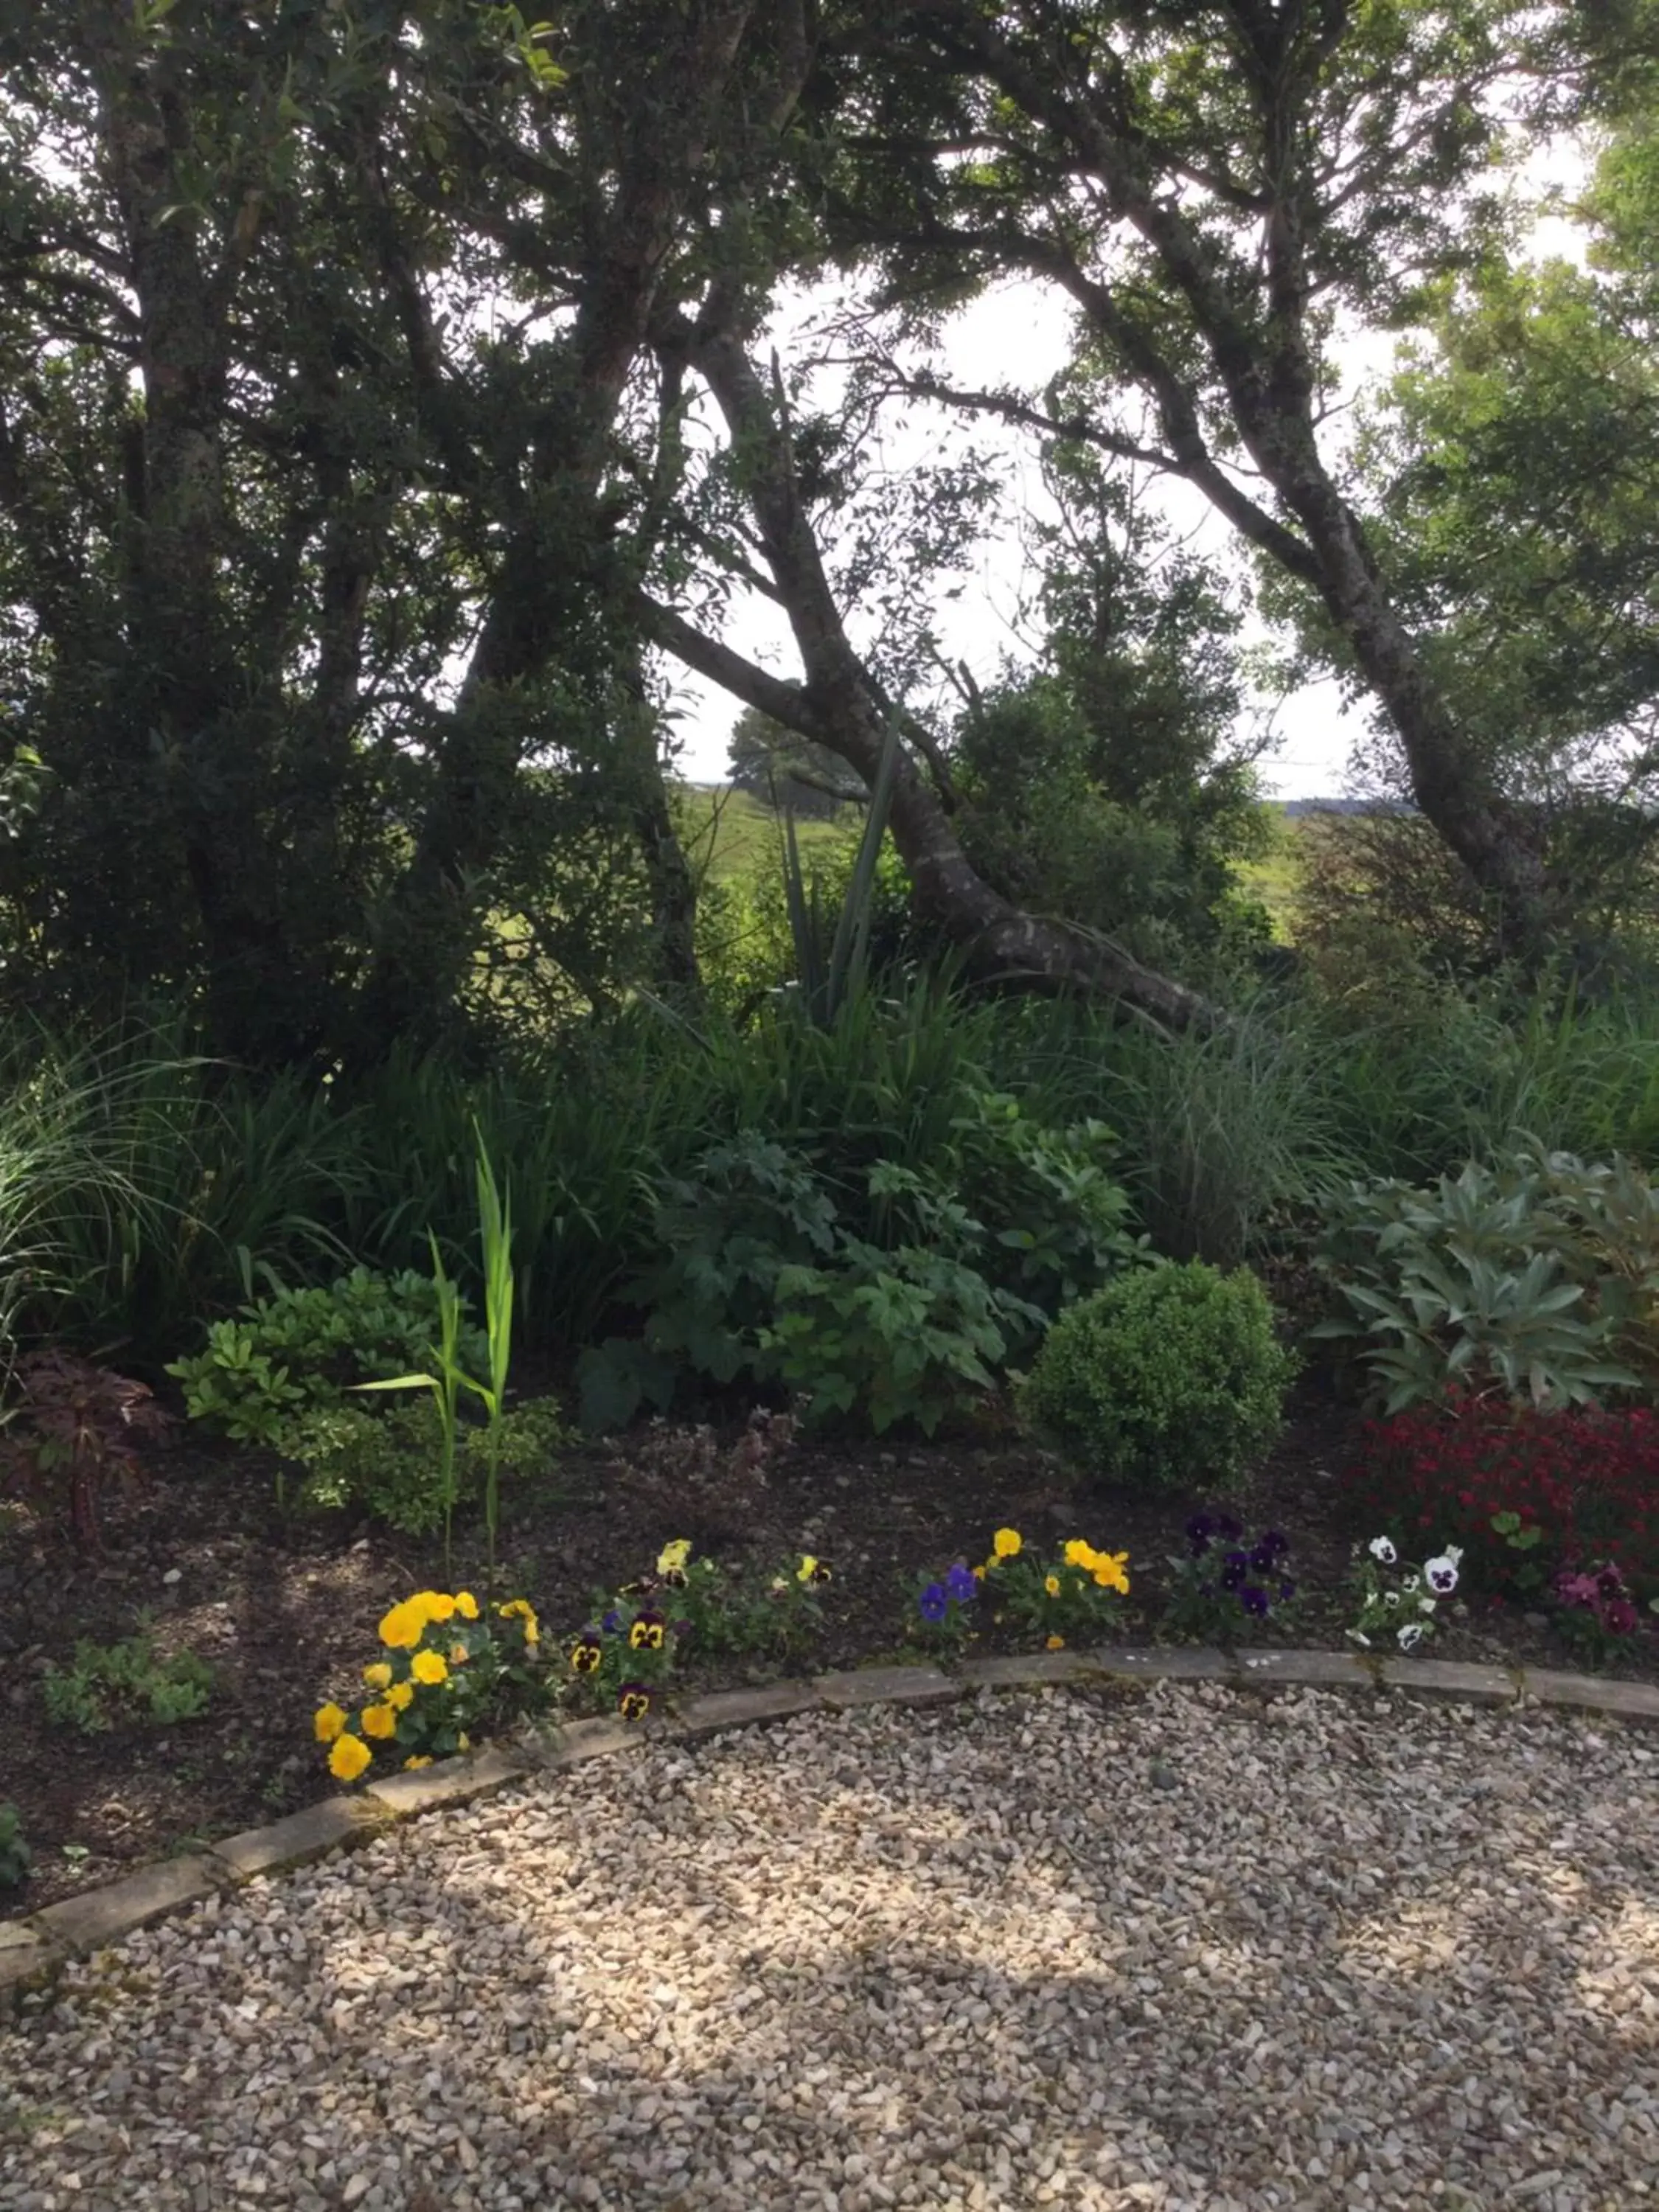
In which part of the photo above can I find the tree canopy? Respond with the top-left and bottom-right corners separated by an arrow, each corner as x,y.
0,1 -> 1649,1060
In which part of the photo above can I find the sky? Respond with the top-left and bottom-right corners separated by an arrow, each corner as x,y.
665,139 -> 1593,801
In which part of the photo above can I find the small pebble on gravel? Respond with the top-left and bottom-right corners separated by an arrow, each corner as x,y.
1,1682 -> 1656,2211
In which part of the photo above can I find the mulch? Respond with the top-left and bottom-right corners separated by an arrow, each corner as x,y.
3,1382 -> 1654,1920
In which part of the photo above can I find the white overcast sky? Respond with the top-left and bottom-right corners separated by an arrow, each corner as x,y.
665,136 -> 1593,799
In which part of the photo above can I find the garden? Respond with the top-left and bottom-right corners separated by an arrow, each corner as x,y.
5,978 -> 1659,1919
4,0 -> 1659,1949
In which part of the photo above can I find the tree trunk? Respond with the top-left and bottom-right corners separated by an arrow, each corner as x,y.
356,1 -> 762,1051
79,14 -> 305,1056
648,303 -> 1222,1032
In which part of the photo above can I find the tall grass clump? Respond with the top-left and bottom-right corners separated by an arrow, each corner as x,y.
1000,993 -> 1354,1267
1307,976 -> 1659,1182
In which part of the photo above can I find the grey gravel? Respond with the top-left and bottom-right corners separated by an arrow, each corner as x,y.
3,1681 -> 1657,2211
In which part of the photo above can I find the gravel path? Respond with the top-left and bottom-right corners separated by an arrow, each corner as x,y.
2,1680 -> 1657,2212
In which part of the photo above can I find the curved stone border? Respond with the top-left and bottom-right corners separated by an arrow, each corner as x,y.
4,1646 -> 1656,2017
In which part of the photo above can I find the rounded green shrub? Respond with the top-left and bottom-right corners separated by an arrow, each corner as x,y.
1018,1260 -> 1295,1489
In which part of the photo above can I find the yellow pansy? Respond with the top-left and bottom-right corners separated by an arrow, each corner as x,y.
1063,1540 -> 1096,1570
313,1702 -> 347,1744
411,1649 -> 448,1686
1091,1551 -> 1131,1594
387,1680 -> 415,1712
450,1643 -> 469,1665
361,1703 -> 398,1740
656,1539 -> 692,1576
361,1662 -> 393,1691
1046,1635 -> 1066,1652
992,1528 -> 1022,1559
403,1756 -> 433,1771
378,1600 -> 425,1650
454,1591 -> 479,1621
423,1593 -> 456,1623
1044,1574 -> 1061,1597
328,1731 -> 372,1782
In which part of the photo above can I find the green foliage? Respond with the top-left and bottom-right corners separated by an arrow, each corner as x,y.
1020,1262 -> 1296,1491
42,1632 -> 213,1735
1313,1144 -> 1659,1411
584,1097 -> 1136,1433
167,1267 -> 487,1447
1020,995 -> 1352,1268
280,1394 -> 569,1537
0,1802 -> 30,1893
777,718 -> 902,1029
762,1214 -> 1035,1437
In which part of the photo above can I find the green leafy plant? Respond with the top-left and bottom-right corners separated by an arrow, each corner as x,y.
1489,1508 -> 1548,1596
950,1090 -> 1147,1326
0,1802 -> 30,1893
167,1266 -> 488,1447
776,714 -> 902,1027
356,1130 -> 519,1577
279,1395 -> 570,1537
316,1586 -> 547,1783
1018,1261 -> 1295,1489
763,1231 -> 1037,1436
1313,1144 -> 1659,1413
0,1351 -> 171,1549
42,1632 -> 213,1734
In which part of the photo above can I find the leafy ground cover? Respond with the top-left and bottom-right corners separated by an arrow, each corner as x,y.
5,1380 -> 1654,1922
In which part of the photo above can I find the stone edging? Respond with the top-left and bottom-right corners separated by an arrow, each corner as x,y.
4,1646 -> 1656,2017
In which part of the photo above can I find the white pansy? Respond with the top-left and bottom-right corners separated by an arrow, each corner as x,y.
1368,1537 -> 1398,1565
1397,1622 -> 1426,1651
1425,1554 -> 1460,1595
1384,1590 -> 1400,1607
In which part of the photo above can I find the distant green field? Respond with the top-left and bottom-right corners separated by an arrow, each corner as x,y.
678,783 -> 1316,938
673,784 -> 855,887
1237,808 -> 1310,939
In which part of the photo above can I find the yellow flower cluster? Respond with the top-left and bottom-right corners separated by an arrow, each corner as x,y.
378,1589 -> 478,1649
314,1585 -> 508,1784
1062,1540 -> 1131,1594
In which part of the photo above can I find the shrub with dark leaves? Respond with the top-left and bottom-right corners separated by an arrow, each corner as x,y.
1,1350 -> 171,1548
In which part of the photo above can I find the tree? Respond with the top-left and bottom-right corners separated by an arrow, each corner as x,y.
1256,95 -> 1659,963
949,450 -> 1270,970
793,0 -> 1595,964
0,0 -> 793,1059
726,706 -> 867,818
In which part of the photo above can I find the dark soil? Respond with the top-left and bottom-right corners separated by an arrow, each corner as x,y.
3,1388 -> 1655,1921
